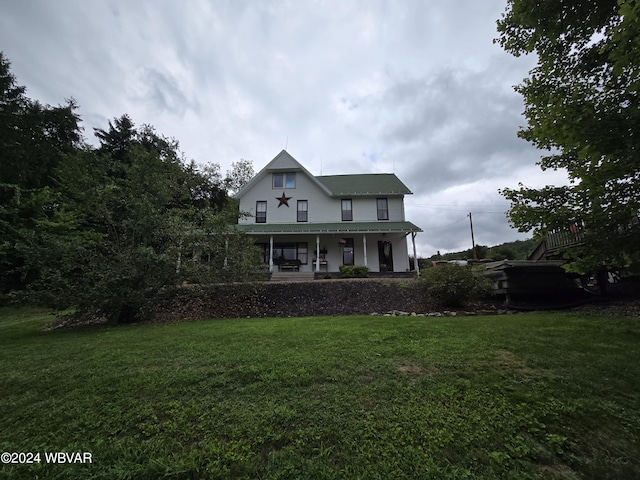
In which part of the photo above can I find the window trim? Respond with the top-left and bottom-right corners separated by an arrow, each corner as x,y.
297,199 -> 308,222
273,172 -> 296,189
377,197 -> 389,220
341,199 -> 353,221
255,201 -> 267,223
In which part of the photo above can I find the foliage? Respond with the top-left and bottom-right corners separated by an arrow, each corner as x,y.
0,52 -> 262,322
495,1 -> 640,273
0,53 -> 82,190
419,265 -> 492,307
0,52 -> 84,294
2,308 -> 639,479
425,238 -> 538,264
487,241 -> 526,261
339,265 -> 370,278
225,158 -> 255,194
177,206 -> 265,285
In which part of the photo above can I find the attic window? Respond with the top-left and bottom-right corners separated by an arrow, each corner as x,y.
273,173 -> 296,189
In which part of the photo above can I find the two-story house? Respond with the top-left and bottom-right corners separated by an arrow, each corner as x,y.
235,150 -> 422,275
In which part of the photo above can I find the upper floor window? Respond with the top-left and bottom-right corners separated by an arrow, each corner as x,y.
256,201 -> 267,223
273,173 -> 296,189
341,199 -> 353,221
377,198 -> 389,220
297,200 -> 308,222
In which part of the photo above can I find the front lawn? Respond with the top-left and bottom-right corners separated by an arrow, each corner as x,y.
0,309 -> 638,479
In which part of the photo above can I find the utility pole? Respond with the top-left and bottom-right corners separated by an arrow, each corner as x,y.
468,212 -> 477,260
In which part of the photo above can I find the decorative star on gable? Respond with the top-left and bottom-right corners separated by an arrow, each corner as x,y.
276,191 -> 292,207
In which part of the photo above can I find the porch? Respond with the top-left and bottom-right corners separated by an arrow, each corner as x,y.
269,270 -> 415,281
270,271 -> 315,282
236,221 -> 422,275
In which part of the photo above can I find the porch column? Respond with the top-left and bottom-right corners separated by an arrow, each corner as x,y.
362,235 -> 368,268
412,232 -> 420,276
269,235 -> 274,273
316,235 -> 320,272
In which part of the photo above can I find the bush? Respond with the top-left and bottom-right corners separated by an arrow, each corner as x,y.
339,265 -> 370,278
419,265 -> 492,307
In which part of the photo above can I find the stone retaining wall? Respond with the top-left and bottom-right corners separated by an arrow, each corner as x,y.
148,279 -> 432,323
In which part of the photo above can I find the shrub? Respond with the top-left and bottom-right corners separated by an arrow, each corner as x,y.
339,265 -> 370,278
419,265 -> 492,307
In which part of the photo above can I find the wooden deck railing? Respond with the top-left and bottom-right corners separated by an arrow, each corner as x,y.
528,223 -> 585,260
546,227 -> 586,251
528,212 -> 639,260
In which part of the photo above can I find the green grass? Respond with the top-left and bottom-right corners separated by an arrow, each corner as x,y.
1,308 -> 639,479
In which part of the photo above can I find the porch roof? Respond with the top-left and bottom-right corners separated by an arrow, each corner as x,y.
236,221 -> 422,235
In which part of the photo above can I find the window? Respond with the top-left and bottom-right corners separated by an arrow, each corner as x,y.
341,199 -> 353,221
297,244 -> 308,264
272,243 -> 308,264
273,173 -> 296,189
256,201 -> 267,223
297,200 -> 308,222
377,198 -> 389,220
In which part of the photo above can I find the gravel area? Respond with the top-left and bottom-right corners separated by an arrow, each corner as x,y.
569,297 -> 640,317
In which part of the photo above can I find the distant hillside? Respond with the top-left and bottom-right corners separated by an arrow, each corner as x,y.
426,238 -> 538,262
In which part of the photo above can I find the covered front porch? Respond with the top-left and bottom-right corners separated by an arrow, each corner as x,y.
236,222 -> 422,276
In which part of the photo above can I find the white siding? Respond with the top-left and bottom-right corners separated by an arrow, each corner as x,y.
238,171 -> 340,224
239,179 -> 407,225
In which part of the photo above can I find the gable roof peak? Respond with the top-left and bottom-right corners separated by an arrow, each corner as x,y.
234,151 -> 413,198
266,149 -> 306,171
233,150 -> 332,199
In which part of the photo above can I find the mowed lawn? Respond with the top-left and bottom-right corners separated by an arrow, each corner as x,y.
0,309 -> 639,479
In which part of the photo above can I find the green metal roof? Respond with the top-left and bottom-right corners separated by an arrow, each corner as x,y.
236,221 -> 422,235
316,174 -> 412,196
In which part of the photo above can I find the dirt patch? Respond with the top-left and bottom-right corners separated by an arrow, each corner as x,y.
491,349 -> 530,369
459,349 -> 546,379
396,362 -> 439,376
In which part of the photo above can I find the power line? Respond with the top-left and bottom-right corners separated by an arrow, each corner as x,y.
405,201 -> 508,214
406,201 -> 506,207
420,216 -> 469,229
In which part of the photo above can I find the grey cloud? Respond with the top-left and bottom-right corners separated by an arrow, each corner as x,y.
136,67 -> 198,116
0,0 -> 550,257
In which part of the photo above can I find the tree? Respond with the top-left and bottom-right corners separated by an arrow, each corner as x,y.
225,158 -> 255,194
0,51 -> 263,320
0,53 -> 82,189
48,123 -> 259,322
0,52 -> 83,293
93,114 -> 135,164
496,0 -> 640,273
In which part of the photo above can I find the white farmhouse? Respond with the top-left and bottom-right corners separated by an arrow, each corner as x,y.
235,151 -> 422,276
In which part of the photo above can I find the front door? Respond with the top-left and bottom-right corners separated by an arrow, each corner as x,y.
342,238 -> 354,265
378,241 -> 393,271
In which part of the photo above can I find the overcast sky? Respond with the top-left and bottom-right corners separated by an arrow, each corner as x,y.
1,0 -> 570,257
